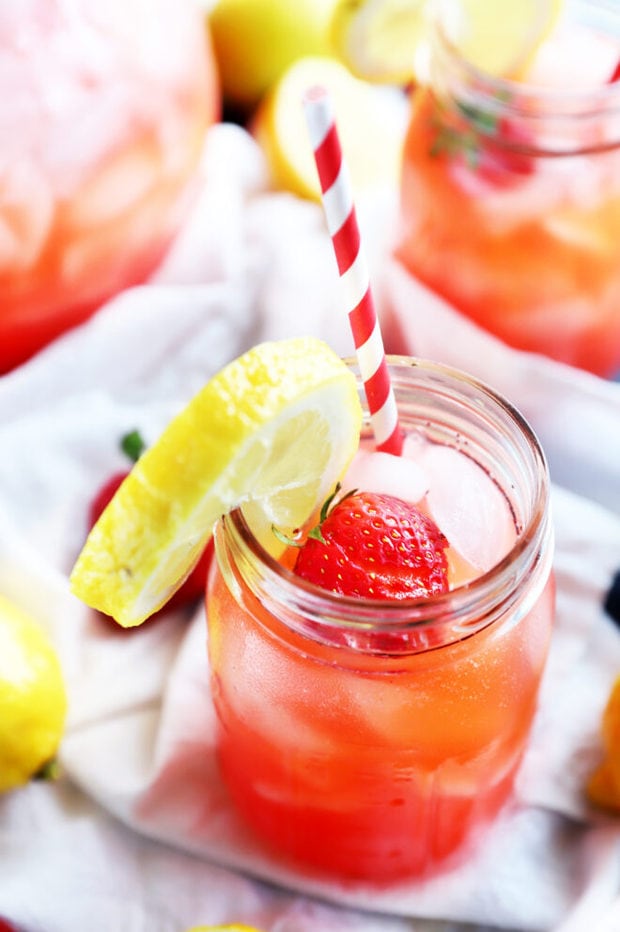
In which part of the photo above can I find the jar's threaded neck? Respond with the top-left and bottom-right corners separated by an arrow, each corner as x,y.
429,0 -> 620,155
216,357 -> 553,657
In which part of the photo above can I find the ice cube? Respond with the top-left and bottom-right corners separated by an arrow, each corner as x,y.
420,445 -> 516,574
0,160 -> 53,271
64,145 -> 159,230
220,625 -> 339,761
343,448 -> 429,504
526,23 -> 620,88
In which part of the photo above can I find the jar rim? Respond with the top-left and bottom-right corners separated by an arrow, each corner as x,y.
431,0 -> 620,140
219,356 -> 553,648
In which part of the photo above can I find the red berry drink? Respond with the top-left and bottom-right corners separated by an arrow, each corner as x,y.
396,0 -> 620,376
207,357 -> 555,882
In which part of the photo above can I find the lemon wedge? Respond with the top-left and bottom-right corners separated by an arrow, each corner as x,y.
330,0 -> 564,85
331,0 -> 431,85
251,55 -> 407,200
446,0 -> 565,79
70,338 -> 362,628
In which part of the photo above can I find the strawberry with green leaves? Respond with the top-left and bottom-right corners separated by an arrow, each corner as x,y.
293,487 -> 449,601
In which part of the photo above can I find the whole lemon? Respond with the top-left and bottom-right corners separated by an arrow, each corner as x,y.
587,674 -> 620,812
0,594 -> 67,792
209,0 -> 338,110
185,926 -> 265,931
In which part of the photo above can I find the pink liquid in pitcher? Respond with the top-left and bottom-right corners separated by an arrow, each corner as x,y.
0,0 -> 219,372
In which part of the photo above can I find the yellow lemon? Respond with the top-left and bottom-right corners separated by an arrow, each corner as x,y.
330,0 -> 565,85
70,338 -> 362,628
251,55 -> 407,200
445,0 -> 566,79
587,674 -> 620,812
331,0 -> 431,85
208,0 -> 338,110
0,594 -> 67,793
185,926 -> 264,931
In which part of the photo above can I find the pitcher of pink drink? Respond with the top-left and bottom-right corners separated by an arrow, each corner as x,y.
0,0 -> 219,372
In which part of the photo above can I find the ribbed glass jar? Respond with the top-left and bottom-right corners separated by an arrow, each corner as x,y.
207,357 -> 555,882
397,0 -> 620,376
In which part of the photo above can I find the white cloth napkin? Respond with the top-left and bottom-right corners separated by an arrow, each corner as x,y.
1,123 -> 620,932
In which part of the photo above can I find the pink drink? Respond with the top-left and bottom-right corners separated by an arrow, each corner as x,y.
207,358 -> 555,881
397,0 -> 620,376
0,0 -> 219,372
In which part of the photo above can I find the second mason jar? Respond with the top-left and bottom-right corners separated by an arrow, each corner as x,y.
396,0 -> 620,377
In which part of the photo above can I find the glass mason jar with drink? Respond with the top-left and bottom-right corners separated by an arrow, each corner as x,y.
0,0 -> 219,373
396,0 -> 620,377
207,355 -> 555,882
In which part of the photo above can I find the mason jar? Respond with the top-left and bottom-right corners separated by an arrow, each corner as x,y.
206,356 -> 555,882
396,0 -> 620,377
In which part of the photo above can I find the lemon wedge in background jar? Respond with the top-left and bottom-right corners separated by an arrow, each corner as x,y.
70,338 -> 362,628
330,0 -> 565,85
0,595 -> 67,793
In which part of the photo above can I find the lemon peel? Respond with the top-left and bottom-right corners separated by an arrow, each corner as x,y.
208,0 -> 337,109
446,0 -> 565,80
586,675 -> 620,812
331,0 -> 430,85
0,595 -> 67,793
70,338 -> 362,627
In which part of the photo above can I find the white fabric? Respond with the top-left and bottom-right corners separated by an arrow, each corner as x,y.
1,123 -> 620,932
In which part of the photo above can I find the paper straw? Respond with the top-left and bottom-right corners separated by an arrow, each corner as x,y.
303,85 -> 403,455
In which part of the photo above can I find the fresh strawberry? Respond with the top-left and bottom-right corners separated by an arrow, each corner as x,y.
294,490 -> 449,600
430,100 -> 535,187
165,538 -> 213,611
88,430 -> 213,617
89,429 -> 145,525
88,471 -> 126,527
478,115 -> 535,183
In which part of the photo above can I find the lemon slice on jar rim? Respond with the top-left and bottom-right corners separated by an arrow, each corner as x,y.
70,338 -> 362,628
330,0 -> 565,86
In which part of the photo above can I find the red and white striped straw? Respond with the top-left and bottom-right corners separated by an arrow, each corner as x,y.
303,85 -> 403,455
